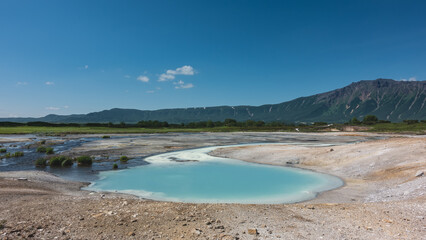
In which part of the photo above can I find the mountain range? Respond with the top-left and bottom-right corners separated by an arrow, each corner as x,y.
1,79 -> 425,124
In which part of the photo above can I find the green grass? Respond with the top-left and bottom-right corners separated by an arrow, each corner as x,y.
34,158 -> 47,167
76,156 -> 93,166
0,126 -> 296,134
368,122 -> 426,133
45,147 -> 54,154
36,146 -> 47,153
0,123 -> 424,135
120,156 -> 129,163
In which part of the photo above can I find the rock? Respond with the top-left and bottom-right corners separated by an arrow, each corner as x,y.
247,228 -> 258,235
215,225 -> 225,230
330,148 -> 334,152
191,228 -> 202,235
17,178 -> 28,181
415,171 -> 424,177
220,234 -> 236,240
128,231 -> 135,236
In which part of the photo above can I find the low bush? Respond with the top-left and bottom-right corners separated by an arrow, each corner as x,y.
102,135 -> 111,139
12,151 -> 24,157
113,163 -> 118,169
39,140 -> 46,145
49,156 -> 64,167
61,158 -> 73,167
76,156 -> 93,166
34,158 -> 47,167
0,148 -> 6,153
36,146 -> 47,153
120,156 -> 129,163
46,147 -> 54,155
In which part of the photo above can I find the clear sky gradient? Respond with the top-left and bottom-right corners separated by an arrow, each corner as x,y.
1,0 -> 425,117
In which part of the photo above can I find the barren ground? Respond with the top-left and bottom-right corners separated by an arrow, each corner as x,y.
0,133 -> 425,240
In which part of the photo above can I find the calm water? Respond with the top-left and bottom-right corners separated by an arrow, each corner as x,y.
87,145 -> 343,204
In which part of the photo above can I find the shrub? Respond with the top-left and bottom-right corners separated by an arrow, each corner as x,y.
4,153 -> 11,158
39,140 -> 46,145
403,120 -> 419,125
0,148 -> 6,153
61,158 -> 73,167
363,115 -> 378,125
46,147 -> 54,155
120,156 -> 129,163
49,156 -> 64,167
102,135 -> 111,139
36,146 -> 47,153
34,158 -> 47,167
113,163 -> 118,169
349,117 -> 361,125
12,151 -> 24,157
76,156 -> 93,166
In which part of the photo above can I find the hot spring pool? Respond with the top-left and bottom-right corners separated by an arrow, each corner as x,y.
86,144 -> 343,204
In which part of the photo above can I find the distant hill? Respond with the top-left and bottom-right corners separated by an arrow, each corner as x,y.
2,79 -> 425,123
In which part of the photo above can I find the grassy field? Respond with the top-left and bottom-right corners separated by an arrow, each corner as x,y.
0,126 -> 296,134
0,123 -> 424,135
368,122 -> 426,133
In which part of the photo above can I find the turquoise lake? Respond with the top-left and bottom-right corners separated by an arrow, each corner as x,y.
87,144 -> 343,204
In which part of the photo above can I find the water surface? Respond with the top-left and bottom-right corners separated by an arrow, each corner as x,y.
87,144 -> 343,204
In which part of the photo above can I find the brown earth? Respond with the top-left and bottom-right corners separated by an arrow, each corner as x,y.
0,134 -> 425,239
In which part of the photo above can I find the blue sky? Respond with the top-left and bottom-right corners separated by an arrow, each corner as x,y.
1,0 -> 425,117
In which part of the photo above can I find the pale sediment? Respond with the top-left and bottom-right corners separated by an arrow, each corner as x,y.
0,132 -> 425,239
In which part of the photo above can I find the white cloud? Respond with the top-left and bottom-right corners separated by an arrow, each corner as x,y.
45,107 -> 60,111
124,75 -> 131,78
159,73 -> 175,82
16,82 -> 28,86
173,80 -> 185,85
174,80 -> 194,89
63,105 -> 69,109
400,77 -> 417,81
166,65 -> 195,76
146,90 -> 155,94
45,81 -> 54,85
84,65 -> 89,69
158,65 -> 195,81
137,75 -> 149,82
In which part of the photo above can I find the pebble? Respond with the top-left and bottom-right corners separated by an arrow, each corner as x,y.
248,228 -> 258,235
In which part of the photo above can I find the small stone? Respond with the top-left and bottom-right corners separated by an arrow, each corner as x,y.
131,219 -> 137,223
330,148 -> 334,152
247,228 -> 258,235
215,225 -> 225,230
191,228 -> 202,235
128,231 -> 135,236
415,171 -> 424,177
220,234 -> 235,240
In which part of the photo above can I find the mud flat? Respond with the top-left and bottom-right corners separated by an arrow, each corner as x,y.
0,132 -> 425,239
